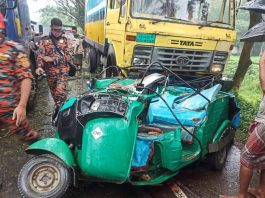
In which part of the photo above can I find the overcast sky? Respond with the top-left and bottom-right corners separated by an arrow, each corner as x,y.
27,0 -> 54,22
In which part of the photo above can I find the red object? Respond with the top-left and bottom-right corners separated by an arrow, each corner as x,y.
0,12 -> 5,29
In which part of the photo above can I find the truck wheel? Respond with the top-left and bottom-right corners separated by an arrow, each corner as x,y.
105,56 -> 118,77
87,48 -> 98,73
18,154 -> 71,198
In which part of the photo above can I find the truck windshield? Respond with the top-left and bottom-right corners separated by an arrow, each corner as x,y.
131,0 -> 233,28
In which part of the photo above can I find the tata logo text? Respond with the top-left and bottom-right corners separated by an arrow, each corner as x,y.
171,40 -> 203,47
175,55 -> 190,66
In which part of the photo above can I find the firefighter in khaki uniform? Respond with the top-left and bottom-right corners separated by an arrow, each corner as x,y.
36,18 -> 72,112
0,13 -> 39,143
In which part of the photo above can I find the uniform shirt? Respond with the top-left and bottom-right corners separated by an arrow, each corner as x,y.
36,34 -> 72,69
0,40 -> 33,108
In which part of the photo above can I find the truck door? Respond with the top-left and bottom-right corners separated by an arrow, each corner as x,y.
105,0 -> 127,65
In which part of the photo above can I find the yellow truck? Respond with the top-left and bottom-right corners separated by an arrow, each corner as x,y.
84,0 -> 238,76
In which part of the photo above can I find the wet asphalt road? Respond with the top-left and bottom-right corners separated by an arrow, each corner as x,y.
0,71 -> 259,198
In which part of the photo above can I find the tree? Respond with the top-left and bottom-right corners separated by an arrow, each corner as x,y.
52,0 -> 85,30
233,2 -> 262,90
39,6 -> 73,26
39,0 -> 85,31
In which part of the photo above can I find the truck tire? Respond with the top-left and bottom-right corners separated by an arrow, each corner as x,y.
87,47 -> 98,73
18,154 -> 71,198
105,56 -> 117,77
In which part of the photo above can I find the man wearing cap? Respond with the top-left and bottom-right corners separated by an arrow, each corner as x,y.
35,18 -> 72,115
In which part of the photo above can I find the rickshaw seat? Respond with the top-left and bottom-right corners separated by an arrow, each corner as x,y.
147,84 -> 222,127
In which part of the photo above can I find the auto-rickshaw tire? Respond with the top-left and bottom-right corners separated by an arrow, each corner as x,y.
209,144 -> 229,170
209,139 -> 233,171
18,154 -> 71,198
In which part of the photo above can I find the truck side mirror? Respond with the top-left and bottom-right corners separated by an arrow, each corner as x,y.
118,0 -> 126,23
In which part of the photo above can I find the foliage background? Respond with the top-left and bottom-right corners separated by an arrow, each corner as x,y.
235,0 -> 264,56
225,56 -> 261,142
38,0 -> 85,33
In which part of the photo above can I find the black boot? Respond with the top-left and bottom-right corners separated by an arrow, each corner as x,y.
52,105 -> 60,127
0,176 -> 2,190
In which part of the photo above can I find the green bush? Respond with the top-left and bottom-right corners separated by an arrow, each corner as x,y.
235,94 -> 260,142
225,56 -> 261,143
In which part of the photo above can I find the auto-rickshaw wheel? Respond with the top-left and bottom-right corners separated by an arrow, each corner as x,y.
209,128 -> 233,170
210,144 -> 229,170
18,154 -> 71,198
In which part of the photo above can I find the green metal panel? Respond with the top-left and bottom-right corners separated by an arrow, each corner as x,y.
212,120 -> 231,142
25,138 -> 75,166
195,94 -> 230,155
155,130 -> 182,171
115,79 -> 136,86
131,171 -> 178,186
94,78 -> 136,89
94,78 -> 119,89
76,100 -> 144,182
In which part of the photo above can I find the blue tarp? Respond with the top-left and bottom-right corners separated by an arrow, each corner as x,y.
147,84 -> 222,126
132,135 -> 163,169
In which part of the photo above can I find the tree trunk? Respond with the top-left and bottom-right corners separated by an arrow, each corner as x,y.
232,10 -> 261,90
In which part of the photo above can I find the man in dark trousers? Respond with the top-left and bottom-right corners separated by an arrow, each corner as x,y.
36,18 -> 72,113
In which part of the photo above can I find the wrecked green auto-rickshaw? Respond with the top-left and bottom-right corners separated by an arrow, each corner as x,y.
18,63 -> 240,198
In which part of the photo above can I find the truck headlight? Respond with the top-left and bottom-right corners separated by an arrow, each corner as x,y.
211,64 -> 224,73
132,46 -> 153,66
132,57 -> 149,65
211,51 -> 228,73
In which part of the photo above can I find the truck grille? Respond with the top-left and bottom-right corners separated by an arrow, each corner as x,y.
133,45 -> 153,61
152,47 -> 213,72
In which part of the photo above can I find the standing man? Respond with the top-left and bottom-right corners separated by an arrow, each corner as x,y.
221,51 -> 265,198
0,13 -> 39,143
35,18 -> 72,114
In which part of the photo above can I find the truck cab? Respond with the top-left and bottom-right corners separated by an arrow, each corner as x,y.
84,0 -> 238,76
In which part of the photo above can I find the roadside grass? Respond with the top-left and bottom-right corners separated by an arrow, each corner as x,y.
225,56 -> 261,142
